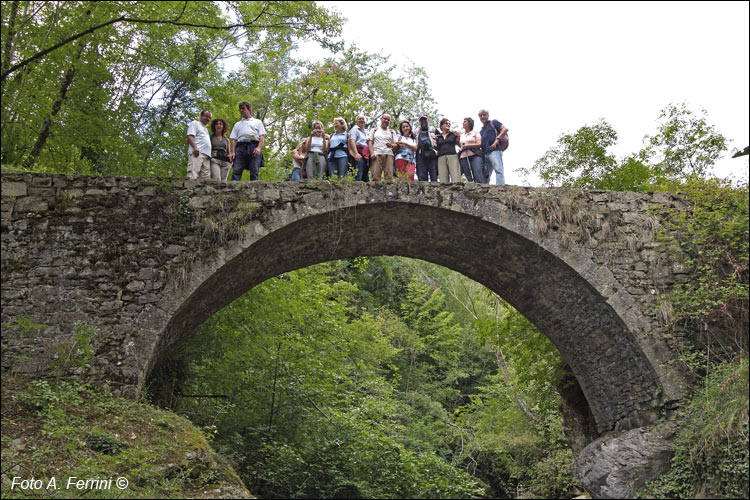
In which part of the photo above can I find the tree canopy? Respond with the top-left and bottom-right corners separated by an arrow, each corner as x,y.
520,103 -> 730,191
1,1 -> 437,179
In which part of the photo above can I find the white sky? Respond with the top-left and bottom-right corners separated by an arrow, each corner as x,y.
315,0 -> 749,186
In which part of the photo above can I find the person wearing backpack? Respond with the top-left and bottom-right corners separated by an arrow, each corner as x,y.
478,109 -> 509,185
368,114 -> 398,181
415,115 -> 438,182
328,117 -> 359,178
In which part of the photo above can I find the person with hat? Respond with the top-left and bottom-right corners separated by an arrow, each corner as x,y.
415,115 -> 438,182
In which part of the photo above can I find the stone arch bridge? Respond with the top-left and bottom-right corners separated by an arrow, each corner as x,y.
2,173 -> 693,497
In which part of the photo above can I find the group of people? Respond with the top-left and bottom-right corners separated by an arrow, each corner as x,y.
187,103 -> 509,185
186,101 -> 266,182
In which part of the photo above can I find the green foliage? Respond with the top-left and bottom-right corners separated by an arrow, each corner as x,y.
525,448 -> 580,499
596,151 -> 655,191
1,376 -> 248,499
86,429 -> 126,455
640,357 -> 749,499
658,177 -> 749,368
154,260 -> 489,498
524,119 -> 619,188
522,102 -> 729,191
4,316 -> 45,338
241,413 -> 485,499
645,102 -> 728,179
152,257 -> 581,498
15,379 -> 86,412
2,1 -> 439,181
50,321 -> 99,379
1,1 -> 345,177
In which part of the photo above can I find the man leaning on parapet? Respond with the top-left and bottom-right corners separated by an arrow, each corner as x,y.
228,101 -> 266,181
186,109 -> 212,179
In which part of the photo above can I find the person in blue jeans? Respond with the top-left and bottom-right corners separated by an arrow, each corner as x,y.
229,101 -> 266,181
350,115 -> 370,181
415,115 -> 438,182
291,139 -> 307,181
478,109 -> 509,185
328,117 -> 359,178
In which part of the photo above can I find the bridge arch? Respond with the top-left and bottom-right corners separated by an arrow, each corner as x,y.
151,192 -> 669,435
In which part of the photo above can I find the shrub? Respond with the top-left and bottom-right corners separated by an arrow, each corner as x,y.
641,357 -> 749,498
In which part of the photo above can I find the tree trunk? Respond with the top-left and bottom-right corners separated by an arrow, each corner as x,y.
23,43 -> 86,170
268,341 -> 282,432
140,83 -> 185,163
492,342 -> 541,424
1,1 -> 19,78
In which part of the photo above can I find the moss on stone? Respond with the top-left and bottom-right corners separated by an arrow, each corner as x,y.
0,375 -> 253,499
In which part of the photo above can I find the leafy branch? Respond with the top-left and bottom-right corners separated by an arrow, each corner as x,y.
0,2 -> 319,83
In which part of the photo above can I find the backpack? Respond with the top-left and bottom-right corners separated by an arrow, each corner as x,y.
493,120 -> 509,152
499,134 -> 509,152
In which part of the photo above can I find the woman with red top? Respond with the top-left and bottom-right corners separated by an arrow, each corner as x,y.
394,120 -> 418,181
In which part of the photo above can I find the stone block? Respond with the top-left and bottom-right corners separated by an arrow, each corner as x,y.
15,197 -> 48,213
2,182 -> 27,197
163,244 -> 187,256
574,422 -> 676,499
126,280 -> 146,292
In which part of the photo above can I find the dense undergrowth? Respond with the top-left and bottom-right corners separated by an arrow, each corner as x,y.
149,258 -> 581,499
641,177 -> 749,498
0,376 -> 250,499
639,357 -> 749,498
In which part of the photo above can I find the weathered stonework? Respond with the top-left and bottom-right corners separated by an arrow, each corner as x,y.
574,421 -> 677,498
1,173 -> 695,498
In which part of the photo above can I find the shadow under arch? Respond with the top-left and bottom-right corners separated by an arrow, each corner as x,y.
151,201 -> 662,435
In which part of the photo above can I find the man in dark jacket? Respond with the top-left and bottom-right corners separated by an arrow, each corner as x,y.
415,115 -> 438,182
478,109 -> 509,185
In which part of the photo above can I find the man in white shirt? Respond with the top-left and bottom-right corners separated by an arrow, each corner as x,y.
186,109 -> 212,179
367,114 -> 397,181
229,101 -> 266,181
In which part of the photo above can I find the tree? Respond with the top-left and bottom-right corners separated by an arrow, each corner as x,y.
596,150 -> 654,191
151,261 -> 486,498
0,1 -> 343,84
645,102 -> 727,179
523,103 -> 729,190
522,119 -> 619,188
1,1 -> 344,177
